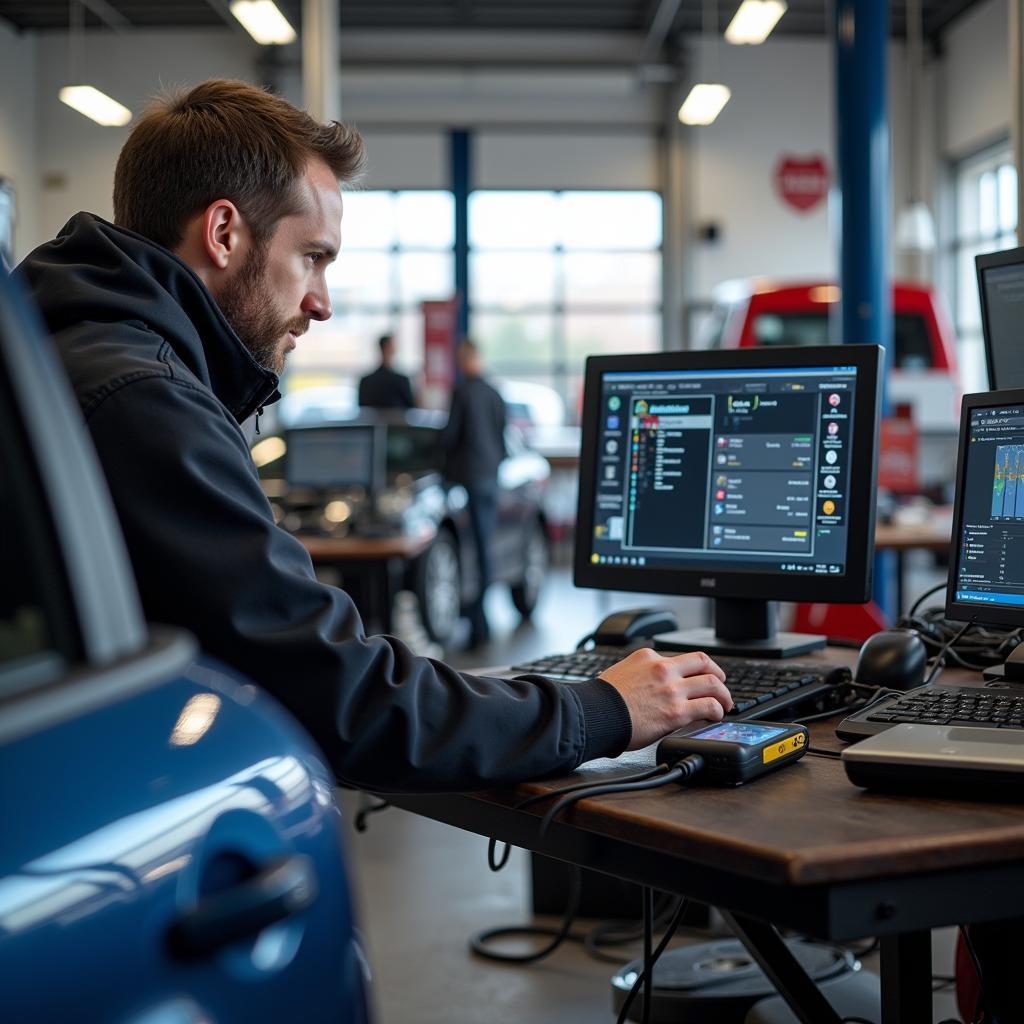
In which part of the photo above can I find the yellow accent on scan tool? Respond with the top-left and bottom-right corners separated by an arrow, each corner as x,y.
762,731 -> 805,764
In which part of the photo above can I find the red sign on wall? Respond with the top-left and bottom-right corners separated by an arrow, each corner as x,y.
774,155 -> 830,213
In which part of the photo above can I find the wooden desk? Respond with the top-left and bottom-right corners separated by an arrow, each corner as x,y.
874,508 -> 954,614
297,527 -> 436,632
386,652 -> 1024,1024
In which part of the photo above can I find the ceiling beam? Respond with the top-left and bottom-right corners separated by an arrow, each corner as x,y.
641,0 -> 685,64
78,0 -> 130,30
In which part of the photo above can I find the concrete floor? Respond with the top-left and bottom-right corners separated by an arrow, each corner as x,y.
340,564 -> 962,1024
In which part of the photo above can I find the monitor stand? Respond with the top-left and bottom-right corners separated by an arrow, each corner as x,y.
653,598 -> 827,659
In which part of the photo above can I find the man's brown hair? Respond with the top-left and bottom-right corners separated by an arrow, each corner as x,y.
113,78 -> 365,250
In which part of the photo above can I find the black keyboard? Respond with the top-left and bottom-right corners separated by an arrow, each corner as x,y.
837,685 -> 1024,742
511,649 -> 852,721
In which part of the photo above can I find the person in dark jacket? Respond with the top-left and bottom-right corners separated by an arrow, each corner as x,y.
439,339 -> 507,647
358,333 -> 414,409
16,79 -> 732,793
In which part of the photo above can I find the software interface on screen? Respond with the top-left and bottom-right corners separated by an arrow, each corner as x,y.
954,403 -> 1024,608
286,427 -> 375,490
589,365 -> 858,577
982,262 -> 1024,390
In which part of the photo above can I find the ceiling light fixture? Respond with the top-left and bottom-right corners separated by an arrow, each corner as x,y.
59,85 -> 132,126
679,83 -> 732,125
60,2 -> 132,127
679,0 -> 731,126
229,0 -> 297,45
725,0 -> 788,45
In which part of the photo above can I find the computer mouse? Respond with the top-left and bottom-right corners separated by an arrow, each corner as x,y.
854,628 -> 928,691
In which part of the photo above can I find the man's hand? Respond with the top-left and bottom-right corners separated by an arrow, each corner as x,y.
599,648 -> 733,751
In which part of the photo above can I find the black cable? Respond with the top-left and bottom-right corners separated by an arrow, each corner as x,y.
538,758 -> 703,839
909,580 -> 947,617
642,887 -> 653,1024
922,618 -> 976,686
486,764 -> 671,872
806,746 -> 842,759
353,797 -> 391,832
615,897 -> 689,1024
474,764 -> 679,965
469,864 -> 583,965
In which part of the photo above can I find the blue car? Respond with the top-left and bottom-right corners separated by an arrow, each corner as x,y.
0,273 -> 371,1022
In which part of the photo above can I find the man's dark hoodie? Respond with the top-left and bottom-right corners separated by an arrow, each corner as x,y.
17,213 -> 632,791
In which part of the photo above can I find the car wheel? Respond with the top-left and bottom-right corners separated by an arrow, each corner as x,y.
510,518 -> 548,619
415,529 -> 462,645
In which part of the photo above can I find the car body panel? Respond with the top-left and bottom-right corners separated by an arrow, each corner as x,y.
0,653 -> 367,1023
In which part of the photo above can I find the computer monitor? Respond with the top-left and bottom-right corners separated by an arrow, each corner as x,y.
574,344 -> 883,657
947,389 -> 1024,680
284,424 -> 382,491
976,246 -> 1024,390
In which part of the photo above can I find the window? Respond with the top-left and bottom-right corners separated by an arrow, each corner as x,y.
468,190 -> 663,423
286,190 -> 455,398
951,145 -> 1018,392
0,392 -> 72,698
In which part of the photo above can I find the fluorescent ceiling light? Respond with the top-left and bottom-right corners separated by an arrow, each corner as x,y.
229,0 -> 297,44
59,85 -> 132,126
678,84 -> 731,126
725,0 -> 787,44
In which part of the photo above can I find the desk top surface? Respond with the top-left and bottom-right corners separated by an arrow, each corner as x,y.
467,649 -> 1024,888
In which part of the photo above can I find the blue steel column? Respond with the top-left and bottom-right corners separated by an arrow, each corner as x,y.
834,0 -> 896,621
451,129 -> 471,340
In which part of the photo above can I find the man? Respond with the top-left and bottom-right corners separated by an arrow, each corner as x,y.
16,79 -> 732,792
439,338 -> 506,647
358,333 -> 414,409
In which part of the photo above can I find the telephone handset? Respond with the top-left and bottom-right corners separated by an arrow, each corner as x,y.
581,607 -> 680,649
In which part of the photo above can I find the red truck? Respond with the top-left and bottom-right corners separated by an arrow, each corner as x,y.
702,279 -> 962,432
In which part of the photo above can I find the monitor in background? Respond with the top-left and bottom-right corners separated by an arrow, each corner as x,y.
284,425 -> 382,491
574,345 -> 883,658
977,246 -> 1024,390
947,389 -> 1024,680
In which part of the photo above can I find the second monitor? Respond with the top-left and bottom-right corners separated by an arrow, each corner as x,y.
574,344 -> 883,657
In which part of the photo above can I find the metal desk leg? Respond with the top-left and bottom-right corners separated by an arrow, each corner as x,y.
880,931 -> 932,1024
720,911 -> 843,1024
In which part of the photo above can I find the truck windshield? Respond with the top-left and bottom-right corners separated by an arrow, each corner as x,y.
752,312 -> 934,368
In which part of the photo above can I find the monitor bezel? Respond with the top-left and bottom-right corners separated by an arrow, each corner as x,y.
976,245 -> 1024,391
573,344 -> 883,604
283,423 -> 384,492
946,387 -> 1024,628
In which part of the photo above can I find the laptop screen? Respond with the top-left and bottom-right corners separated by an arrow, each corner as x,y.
952,400 -> 1024,610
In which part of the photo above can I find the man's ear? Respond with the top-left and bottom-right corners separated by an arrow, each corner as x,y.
200,199 -> 247,270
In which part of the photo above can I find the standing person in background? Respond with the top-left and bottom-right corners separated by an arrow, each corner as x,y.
440,338 -> 506,648
358,332 -> 415,409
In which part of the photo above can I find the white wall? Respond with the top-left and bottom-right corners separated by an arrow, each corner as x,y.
31,29 -> 256,250
688,35 -> 911,298
0,20 -> 37,260
942,0 -> 1008,159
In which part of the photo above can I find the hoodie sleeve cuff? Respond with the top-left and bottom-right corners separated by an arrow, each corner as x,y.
572,677 -> 633,762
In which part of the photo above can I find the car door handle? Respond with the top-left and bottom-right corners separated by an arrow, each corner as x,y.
167,854 -> 319,959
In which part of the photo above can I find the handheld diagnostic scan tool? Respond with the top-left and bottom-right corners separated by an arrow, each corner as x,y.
657,720 -> 809,785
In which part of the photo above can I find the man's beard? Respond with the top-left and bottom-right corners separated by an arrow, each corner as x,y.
216,243 -> 308,377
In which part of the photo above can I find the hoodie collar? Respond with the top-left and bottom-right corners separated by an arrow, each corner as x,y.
30,213 -> 280,423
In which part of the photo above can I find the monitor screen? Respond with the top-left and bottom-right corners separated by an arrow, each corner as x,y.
574,345 -> 882,618
285,426 -> 378,490
949,396 -> 1024,618
977,248 -> 1024,391
589,367 -> 858,575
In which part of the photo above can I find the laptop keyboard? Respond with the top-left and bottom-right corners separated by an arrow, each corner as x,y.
511,650 -> 849,718
864,687 -> 1024,729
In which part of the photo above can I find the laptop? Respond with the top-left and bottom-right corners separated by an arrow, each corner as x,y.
838,388 -> 1024,786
